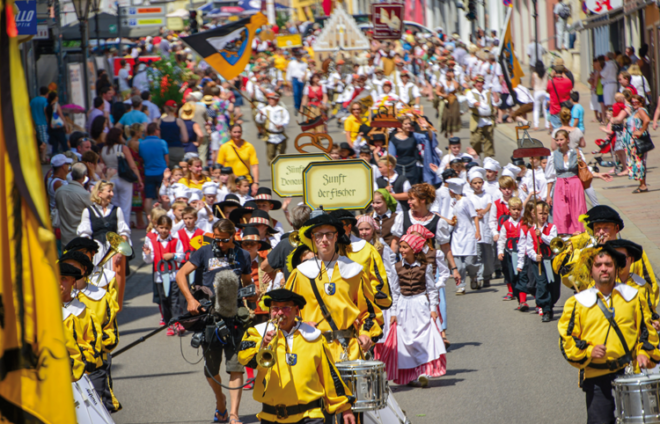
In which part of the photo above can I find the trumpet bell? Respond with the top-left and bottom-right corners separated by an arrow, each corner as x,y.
256,347 -> 276,368
289,231 -> 301,248
550,237 -> 566,254
107,232 -> 133,256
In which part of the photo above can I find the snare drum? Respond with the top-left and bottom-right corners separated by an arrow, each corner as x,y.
335,360 -> 388,412
73,375 -> 115,424
613,373 -> 660,423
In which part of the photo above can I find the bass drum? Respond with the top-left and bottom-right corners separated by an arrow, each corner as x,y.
364,387 -> 411,424
613,372 -> 660,423
73,375 -> 115,424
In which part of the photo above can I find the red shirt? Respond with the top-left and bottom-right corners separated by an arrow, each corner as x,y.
622,84 -> 638,95
547,76 -> 573,115
612,101 -> 626,118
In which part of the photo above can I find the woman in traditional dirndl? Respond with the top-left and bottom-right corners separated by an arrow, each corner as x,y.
300,72 -> 328,133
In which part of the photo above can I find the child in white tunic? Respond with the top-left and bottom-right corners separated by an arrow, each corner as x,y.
446,178 -> 480,294
467,167 -> 494,288
382,234 -> 446,387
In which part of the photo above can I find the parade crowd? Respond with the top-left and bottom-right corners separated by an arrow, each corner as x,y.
37,17 -> 660,424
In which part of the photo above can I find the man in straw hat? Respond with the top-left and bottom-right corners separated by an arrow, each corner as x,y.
557,242 -> 660,424
466,75 -> 500,158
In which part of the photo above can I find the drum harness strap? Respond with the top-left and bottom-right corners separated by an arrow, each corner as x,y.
589,298 -> 633,372
308,277 -> 353,360
263,399 -> 324,420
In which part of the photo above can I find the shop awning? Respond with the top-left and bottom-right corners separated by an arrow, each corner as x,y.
577,8 -> 624,30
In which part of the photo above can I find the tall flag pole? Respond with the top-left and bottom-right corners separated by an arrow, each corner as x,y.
0,0 -> 76,422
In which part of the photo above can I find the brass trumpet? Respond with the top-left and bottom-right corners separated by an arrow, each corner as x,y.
549,237 -> 568,254
95,232 -> 133,283
288,230 -> 301,248
256,316 -> 283,368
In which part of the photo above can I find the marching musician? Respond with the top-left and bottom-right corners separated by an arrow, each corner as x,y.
238,289 -> 356,424
255,91 -> 290,164
60,259 -> 91,382
466,75 -> 500,158
553,205 -> 658,301
65,238 -> 122,411
557,244 -> 660,423
330,209 -> 392,310
284,211 -> 384,362
608,239 -> 660,328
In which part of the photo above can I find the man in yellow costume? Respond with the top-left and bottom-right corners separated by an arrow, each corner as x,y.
553,205 -> 657,303
59,260 -> 90,382
238,288 -> 356,424
64,238 -> 119,304
285,211 -> 384,361
557,244 -> 660,423
329,209 -> 392,310
65,238 -> 122,412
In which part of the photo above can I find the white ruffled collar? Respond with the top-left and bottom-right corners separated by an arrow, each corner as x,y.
574,284 -> 638,308
297,255 -> 363,280
631,273 -> 646,287
350,234 -> 367,252
65,298 -> 87,316
78,283 -> 107,301
254,321 -> 321,342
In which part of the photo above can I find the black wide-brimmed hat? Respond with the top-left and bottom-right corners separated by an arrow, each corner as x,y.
329,209 -> 357,228
59,262 -> 84,279
213,194 -> 242,218
301,212 -> 346,239
59,251 -> 94,277
64,237 -> 99,255
606,239 -> 643,262
236,226 -> 271,251
597,243 -> 627,269
254,187 -> 282,210
585,205 -> 625,231
263,288 -> 306,309
239,209 -> 278,235
229,201 -> 257,225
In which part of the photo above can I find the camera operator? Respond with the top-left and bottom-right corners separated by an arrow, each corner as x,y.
176,219 -> 252,424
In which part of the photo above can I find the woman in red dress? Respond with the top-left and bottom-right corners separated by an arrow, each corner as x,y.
300,72 -> 328,133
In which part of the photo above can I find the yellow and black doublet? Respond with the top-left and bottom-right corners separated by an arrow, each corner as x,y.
64,298 -> 104,371
285,256 -> 384,361
238,321 -> 354,423
621,273 -> 659,322
347,235 -> 392,310
77,283 -> 120,353
558,284 -> 660,381
89,268 -> 118,305
62,307 -> 90,382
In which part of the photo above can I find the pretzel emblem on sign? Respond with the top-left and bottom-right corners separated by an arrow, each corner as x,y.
294,132 -> 334,154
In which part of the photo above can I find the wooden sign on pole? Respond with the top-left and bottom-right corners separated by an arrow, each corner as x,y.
271,153 -> 332,198
302,159 -> 374,211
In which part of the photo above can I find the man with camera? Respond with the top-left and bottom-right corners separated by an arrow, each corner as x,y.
176,219 -> 253,424
238,288 -> 356,424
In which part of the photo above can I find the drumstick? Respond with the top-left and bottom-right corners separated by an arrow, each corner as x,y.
215,205 -> 226,219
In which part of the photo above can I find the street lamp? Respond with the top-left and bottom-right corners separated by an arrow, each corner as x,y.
71,0 -> 91,110
90,0 -> 102,55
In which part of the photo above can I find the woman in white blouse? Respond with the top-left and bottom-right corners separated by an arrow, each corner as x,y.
77,181 -> 131,308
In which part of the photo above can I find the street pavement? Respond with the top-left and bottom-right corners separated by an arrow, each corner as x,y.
110,92 -> 657,424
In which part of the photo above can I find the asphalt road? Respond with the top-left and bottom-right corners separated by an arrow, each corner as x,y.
112,96 -> 585,424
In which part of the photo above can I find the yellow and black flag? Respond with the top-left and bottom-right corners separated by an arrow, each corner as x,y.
0,0 -> 76,422
498,7 -> 525,91
182,12 -> 268,81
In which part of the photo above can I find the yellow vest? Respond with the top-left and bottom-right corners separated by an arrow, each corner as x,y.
62,310 -> 87,382
285,256 -> 384,361
558,285 -> 660,380
77,283 -> 120,354
238,322 -> 353,423
346,238 -> 392,310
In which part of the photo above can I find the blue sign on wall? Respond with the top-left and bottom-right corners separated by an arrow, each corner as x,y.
15,1 -> 37,35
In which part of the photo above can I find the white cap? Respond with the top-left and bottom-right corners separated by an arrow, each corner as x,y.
446,178 -> 466,195
173,186 -> 192,200
190,92 -> 203,102
202,182 -> 219,196
51,154 -> 73,167
468,167 -> 486,182
189,189 -> 203,202
502,163 -> 520,179
483,157 -> 501,172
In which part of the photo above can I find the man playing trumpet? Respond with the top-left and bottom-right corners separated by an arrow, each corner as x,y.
238,288 -> 356,424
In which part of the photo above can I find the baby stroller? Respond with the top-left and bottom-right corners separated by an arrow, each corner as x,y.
592,134 -> 617,170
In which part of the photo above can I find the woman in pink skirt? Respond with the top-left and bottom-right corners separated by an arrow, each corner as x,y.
547,130 -> 587,234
